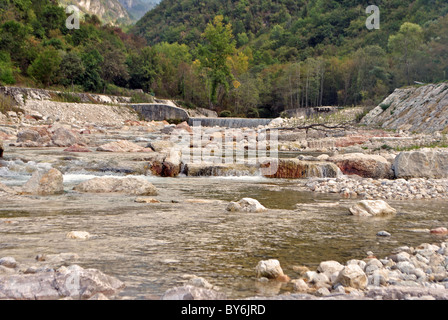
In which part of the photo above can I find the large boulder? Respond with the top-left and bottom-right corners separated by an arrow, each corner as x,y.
17,129 -> 40,143
349,200 -> 397,217
262,158 -> 341,179
21,168 -> 64,195
51,127 -> 85,147
73,177 -> 158,196
0,264 -> 124,300
393,149 -> 448,179
329,153 -> 393,179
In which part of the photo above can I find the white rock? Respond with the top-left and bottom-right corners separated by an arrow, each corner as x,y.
349,200 -> 397,217
255,259 -> 285,279
226,198 -> 267,213
317,260 -> 345,278
336,264 -> 368,290
66,231 -> 91,240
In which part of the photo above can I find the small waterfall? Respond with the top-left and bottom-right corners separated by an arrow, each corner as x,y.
182,162 -> 261,177
262,159 -> 341,179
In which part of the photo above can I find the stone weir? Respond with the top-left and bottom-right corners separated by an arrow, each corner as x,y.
188,117 -> 273,128
131,103 -> 273,128
131,103 -> 190,122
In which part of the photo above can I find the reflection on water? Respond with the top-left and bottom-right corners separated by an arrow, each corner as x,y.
0,174 -> 447,299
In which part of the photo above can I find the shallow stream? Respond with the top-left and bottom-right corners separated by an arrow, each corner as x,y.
1,159 -> 447,299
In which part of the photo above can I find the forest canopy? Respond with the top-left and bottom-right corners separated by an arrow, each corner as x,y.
1,0 -> 447,117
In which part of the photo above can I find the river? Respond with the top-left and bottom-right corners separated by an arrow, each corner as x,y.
1,158 -> 447,299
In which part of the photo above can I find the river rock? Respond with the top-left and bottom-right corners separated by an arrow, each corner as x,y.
262,158 -> 341,179
255,259 -> 288,281
51,127 -> 85,147
329,153 -> 393,179
0,264 -> 125,300
335,264 -> 368,290
0,181 -> 15,194
349,200 -> 397,217
430,227 -> 448,234
291,279 -> 310,292
317,260 -> 345,278
175,121 -> 193,134
0,257 -> 17,269
73,177 -> 158,196
393,150 -> 448,179
64,144 -> 91,152
21,168 -> 64,195
161,150 -> 182,177
17,129 -> 40,143
161,285 -> 227,300
146,140 -> 175,152
66,231 -> 91,240
134,197 -> 160,203
96,140 -> 151,153
226,198 -> 267,213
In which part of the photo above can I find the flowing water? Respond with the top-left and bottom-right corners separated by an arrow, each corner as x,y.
1,151 -> 448,299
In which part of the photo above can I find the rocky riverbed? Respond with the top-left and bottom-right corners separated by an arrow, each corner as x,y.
1,89 -> 448,300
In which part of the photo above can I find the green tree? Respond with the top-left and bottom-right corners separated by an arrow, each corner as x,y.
0,51 -> 17,85
197,15 -> 237,107
79,47 -> 104,92
388,22 -> 424,85
28,47 -> 62,86
99,41 -> 129,91
127,46 -> 161,93
60,51 -> 85,91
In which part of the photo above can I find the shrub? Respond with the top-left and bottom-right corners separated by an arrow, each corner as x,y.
247,107 -> 259,118
0,93 -> 23,115
219,110 -> 232,117
380,103 -> 391,111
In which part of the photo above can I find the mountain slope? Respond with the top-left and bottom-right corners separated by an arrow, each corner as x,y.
59,0 -> 132,24
133,0 -> 448,48
118,0 -> 160,20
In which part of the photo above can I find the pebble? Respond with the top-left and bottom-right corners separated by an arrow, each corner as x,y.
303,177 -> 448,200
286,240 -> 448,299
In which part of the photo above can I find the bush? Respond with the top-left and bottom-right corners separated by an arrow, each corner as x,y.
0,93 -> 23,115
380,103 -> 391,111
0,51 -> 16,85
247,107 -> 260,118
219,110 -> 232,117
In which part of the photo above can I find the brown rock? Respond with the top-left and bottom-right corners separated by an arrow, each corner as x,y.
329,153 -> 393,179
430,227 -> 448,234
51,127 -> 85,147
21,168 -> 64,196
64,144 -> 91,153
97,140 -> 151,153
262,158 -> 341,179
73,177 -> 158,196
